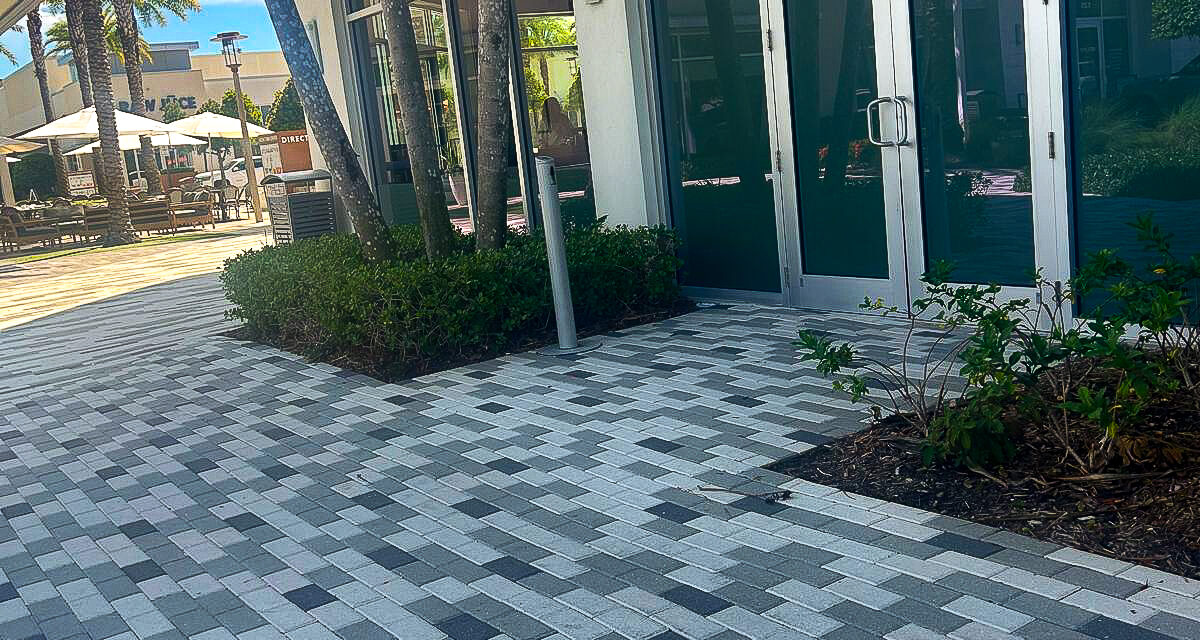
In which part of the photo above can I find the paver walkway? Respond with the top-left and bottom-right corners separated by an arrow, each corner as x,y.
2,265 -> 1200,640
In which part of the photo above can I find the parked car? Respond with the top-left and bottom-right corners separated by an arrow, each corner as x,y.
195,156 -> 264,188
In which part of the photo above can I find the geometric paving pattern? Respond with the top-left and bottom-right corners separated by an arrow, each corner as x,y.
3,286 -> 1200,639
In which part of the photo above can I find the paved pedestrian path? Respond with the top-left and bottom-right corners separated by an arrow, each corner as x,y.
1,268 -> 1199,639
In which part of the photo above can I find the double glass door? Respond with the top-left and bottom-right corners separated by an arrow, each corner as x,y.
764,0 -> 1058,311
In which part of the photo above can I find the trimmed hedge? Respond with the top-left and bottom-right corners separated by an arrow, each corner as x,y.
221,224 -> 684,379
1081,148 -> 1200,201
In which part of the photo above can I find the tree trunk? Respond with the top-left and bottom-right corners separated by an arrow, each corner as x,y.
113,0 -> 163,195
64,0 -> 92,107
27,11 -> 70,197
473,0 -> 513,251
262,0 -> 397,262
80,0 -> 136,245
380,0 -> 455,260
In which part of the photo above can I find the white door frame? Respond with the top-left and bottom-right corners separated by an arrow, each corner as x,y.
763,0 -> 912,311
764,0 -> 1068,315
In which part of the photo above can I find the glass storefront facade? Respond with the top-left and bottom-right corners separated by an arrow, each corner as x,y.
347,0 -> 594,230
330,0 -> 1200,320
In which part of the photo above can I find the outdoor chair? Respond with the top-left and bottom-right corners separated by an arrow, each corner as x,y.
237,186 -> 252,211
171,191 -> 214,231
167,188 -> 184,207
42,205 -> 85,243
221,185 -> 240,220
1,206 -> 62,252
81,206 -> 110,241
128,199 -> 174,234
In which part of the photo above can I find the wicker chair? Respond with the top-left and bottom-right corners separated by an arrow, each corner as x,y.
221,185 -> 240,220
1,206 -> 61,252
171,191 -> 214,231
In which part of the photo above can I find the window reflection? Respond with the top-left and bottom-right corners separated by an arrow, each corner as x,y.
913,0 -> 1035,286
654,0 -> 780,293
516,10 -> 595,225
1068,0 -> 1200,309
358,7 -> 468,225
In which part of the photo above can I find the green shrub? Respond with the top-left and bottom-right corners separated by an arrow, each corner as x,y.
1081,148 -> 1200,200
1162,96 -> 1200,150
221,223 -> 683,379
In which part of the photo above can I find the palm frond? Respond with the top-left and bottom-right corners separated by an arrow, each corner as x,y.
0,42 -> 15,65
132,0 -> 199,27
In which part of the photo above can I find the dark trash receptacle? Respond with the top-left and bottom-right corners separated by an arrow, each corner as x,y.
260,169 -> 335,244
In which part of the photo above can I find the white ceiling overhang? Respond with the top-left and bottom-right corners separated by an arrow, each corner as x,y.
0,0 -> 39,33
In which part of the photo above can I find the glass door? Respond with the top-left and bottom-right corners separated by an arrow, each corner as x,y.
768,0 -> 1055,312
770,0 -> 911,309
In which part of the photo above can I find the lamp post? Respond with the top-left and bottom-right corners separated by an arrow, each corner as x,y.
212,31 -> 262,222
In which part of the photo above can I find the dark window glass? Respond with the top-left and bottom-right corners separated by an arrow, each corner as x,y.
911,0 -> 1035,285
654,0 -> 780,293
1067,0 -> 1200,309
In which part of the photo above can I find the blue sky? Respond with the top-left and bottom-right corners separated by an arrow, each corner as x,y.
0,0 -> 281,76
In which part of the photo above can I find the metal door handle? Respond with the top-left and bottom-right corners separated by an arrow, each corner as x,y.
892,96 -> 910,146
866,97 -> 892,147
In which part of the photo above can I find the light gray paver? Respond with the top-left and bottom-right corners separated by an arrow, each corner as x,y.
0,272 -> 1197,640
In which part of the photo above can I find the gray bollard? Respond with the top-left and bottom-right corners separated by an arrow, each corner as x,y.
535,156 -> 600,355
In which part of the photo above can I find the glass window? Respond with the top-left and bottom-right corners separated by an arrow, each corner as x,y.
456,0 -> 526,229
355,7 -> 469,225
516,7 -> 595,225
1067,1 -> 1200,309
653,0 -> 780,293
911,0 -> 1035,286
786,1 -> 888,279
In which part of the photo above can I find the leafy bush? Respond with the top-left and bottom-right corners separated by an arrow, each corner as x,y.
798,216 -> 1199,472
1081,148 -> 1200,200
1162,96 -> 1200,150
222,223 -> 683,379
11,153 -> 59,199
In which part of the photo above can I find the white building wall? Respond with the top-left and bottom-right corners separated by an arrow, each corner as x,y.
293,0 -> 365,176
573,0 -> 663,228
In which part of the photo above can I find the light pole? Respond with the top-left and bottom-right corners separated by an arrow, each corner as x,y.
212,31 -> 262,222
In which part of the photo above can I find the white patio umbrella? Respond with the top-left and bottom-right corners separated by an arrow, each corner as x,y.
64,133 -> 206,155
168,112 -> 273,176
0,136 -> 42,205
6,157 -> 19,163
19,106 -> 181,140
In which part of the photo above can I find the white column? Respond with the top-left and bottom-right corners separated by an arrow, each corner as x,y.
573,0 -> 666,228
0,156 -> 15,205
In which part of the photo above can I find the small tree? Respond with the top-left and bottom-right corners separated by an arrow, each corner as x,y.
380,0 -> 455,260
220,89 -> 264,126
262,0 -> 396,262
474,0 -> 514,251
161,100 -> 185,123
266,79 -> 306,131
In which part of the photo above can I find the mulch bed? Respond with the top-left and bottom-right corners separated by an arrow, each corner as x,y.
768,411 -> 1200,580
222,300 -> 696,384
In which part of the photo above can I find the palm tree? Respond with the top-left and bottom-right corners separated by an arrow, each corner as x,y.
262,0 -> 396,262
113,0 -> 199,195
62,0 -> 93,106
45,8 -> 150,66
26,11 -> 71,197
474,0 -> 513,251
78,0 -> 137,244
380,0 -> 454,260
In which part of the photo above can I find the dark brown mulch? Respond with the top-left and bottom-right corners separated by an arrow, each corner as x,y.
222,299 -> 696,384
768,412 -> 1200,580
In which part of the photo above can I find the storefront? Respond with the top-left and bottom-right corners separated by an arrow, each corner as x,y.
297,0 -> 1200,316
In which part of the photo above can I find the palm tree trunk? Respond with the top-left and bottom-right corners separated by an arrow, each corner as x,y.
113,0 -> 163,194
380,0 -> 454,260
27,10 -> 70,197
262,0 -> 396,262
474,0 -> 513,251
64,0 -> 93,107
80,0 -> 136,244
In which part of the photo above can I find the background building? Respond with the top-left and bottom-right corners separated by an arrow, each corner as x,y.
0,42 -> 288,137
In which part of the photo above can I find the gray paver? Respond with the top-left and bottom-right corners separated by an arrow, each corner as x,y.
0,283 -> 1193,640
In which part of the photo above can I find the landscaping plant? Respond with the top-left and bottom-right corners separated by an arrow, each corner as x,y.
221,223 -> 683,380
797,214 -> 1200,475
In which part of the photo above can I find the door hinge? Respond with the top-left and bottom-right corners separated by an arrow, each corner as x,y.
775,149 -> 783,172
1048,131 -> 1057,159
766,28 -> 773,51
